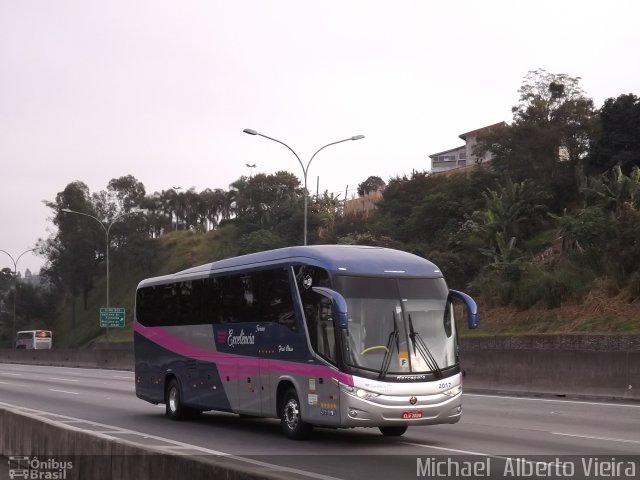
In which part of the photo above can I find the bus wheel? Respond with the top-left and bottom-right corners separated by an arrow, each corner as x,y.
166,378 -> 188,420
281,389 -> 313,440
379,426 -> 408,437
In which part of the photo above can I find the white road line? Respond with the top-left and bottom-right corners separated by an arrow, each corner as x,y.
51,377 -> 80,382
465,393 -> 640,408
47,389 -> 80,395
110,376 -> 133,379
402,441 -> 510,460
1,372 -> 22,376
0,381 -> 27,387
551,432 -> 640,444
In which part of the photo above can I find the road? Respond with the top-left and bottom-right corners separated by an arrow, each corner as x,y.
1,362 -> 639,479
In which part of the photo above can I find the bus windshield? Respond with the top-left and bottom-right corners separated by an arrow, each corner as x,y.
333,276 -> 456,376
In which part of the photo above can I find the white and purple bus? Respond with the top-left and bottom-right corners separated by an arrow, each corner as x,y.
134,245 -> 478,439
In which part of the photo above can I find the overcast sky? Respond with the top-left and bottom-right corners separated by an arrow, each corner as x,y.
1,0 -> 639,275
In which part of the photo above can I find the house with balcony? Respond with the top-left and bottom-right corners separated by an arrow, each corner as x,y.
429,121 -> 507,174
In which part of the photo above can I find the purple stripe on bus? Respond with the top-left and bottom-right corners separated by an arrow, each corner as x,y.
134,322 -> 354,386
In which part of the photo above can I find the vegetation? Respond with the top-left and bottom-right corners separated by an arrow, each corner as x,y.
2,70 -> 639,347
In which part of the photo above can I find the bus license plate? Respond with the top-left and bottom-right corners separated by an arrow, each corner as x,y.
401,410 -> 423,419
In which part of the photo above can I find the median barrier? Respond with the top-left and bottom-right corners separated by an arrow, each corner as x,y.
0,348 -> 133,370
459,335 -> 640,400
0,406 -> 297,480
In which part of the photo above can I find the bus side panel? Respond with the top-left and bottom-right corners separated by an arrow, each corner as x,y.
270,368 -> 342,427
134,331 -> 233,412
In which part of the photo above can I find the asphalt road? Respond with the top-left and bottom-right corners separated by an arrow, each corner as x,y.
1,363 -> 639,480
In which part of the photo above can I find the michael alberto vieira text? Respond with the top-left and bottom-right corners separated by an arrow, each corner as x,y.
416,457 -> 637,478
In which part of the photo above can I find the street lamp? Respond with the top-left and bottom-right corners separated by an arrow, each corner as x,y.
245,163 -> 257,178
61,208 -> 141,343
243,128 -> 364,245
0,248 -> 36,348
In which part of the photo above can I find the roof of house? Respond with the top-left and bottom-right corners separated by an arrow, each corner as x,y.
458,121 -> 507,141
428,145 -> 466,159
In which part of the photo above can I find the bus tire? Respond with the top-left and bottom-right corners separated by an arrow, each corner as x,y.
379,426 -> 408,437
281,388 -> 313,440
166,378 -> 189,420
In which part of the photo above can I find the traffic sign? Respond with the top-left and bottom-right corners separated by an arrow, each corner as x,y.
100,307 -> 126,328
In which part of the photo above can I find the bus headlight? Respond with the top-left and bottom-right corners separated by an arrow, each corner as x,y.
335,380 -> 380,400
442,385 -> 462,397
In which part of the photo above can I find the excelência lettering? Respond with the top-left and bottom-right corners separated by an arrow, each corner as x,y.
227,329 -> 255,348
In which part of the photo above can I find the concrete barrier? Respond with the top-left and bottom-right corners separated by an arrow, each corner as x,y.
0,348 -> 133,370
459,335 -> 640,400
0,406 -> 295,480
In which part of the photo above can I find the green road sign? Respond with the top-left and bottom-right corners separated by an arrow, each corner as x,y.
100,307 -> 126,328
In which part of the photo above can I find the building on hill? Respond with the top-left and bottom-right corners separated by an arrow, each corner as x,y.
429,122 -> 507,175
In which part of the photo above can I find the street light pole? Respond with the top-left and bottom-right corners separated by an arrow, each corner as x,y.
0,248 -> 36,349
61,208 -> 141,343
243,129 -> 364,245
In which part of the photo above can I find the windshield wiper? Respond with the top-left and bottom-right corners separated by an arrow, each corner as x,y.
407,313 -> 442,378
379,310 -> 401,379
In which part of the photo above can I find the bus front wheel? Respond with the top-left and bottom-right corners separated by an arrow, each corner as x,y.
281,388 -> 313,440
379,426 -> 408,437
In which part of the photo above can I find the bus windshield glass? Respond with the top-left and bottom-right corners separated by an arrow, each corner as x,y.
333,276 -> 456,375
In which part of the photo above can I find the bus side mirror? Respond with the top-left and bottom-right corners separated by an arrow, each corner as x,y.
311,287 -> 349,329
449,290 -> 479,330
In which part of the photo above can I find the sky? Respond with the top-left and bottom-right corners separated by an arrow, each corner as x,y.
1,0 -> 639,275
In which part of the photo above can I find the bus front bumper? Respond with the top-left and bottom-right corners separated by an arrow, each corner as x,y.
339,390 -> 463,427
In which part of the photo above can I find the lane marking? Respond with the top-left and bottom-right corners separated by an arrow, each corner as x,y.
0,401 -> 342,480
0,381 -> 27,387
110,376 -> 134,380
402,442 -> 568,470
51,377 -> 80,382
402,441 -> 510,460
1,372 -> 22,376
47,389 -> 80,395
551,432 -> 640,444
466,393 -> 640,408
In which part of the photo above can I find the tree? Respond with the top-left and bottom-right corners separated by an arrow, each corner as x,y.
477,69 -> 595,203
357,176 -> 386,196
587,93 -> 640,175
41,181 -> 101,324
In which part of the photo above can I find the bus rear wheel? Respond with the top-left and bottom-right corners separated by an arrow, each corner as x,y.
281,388 -> 313,440
166,378 -> 201,420
379,426 -> 408,437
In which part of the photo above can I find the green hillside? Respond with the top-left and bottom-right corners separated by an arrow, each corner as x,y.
53,226 -> 241,347
53,222 -> 640,349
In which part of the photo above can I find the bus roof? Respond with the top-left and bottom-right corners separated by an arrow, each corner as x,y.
138,245 -> 442,288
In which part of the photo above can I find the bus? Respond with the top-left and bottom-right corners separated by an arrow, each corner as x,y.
134,245 -> 479,439
15,330 -> 53,350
